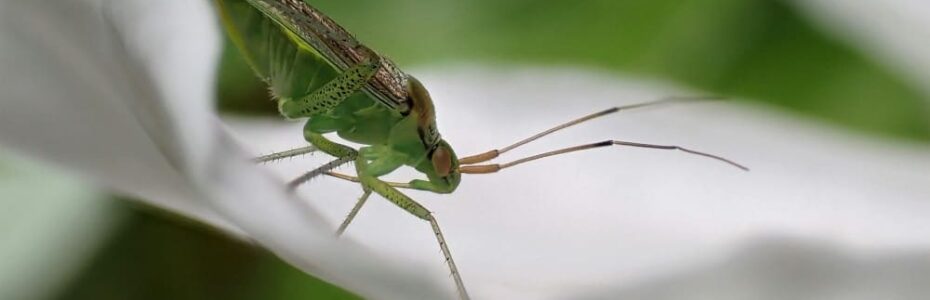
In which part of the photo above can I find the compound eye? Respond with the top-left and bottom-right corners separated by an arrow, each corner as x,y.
431,146 -> 452,177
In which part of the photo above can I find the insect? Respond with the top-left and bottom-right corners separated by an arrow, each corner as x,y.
214,0 -> 748,298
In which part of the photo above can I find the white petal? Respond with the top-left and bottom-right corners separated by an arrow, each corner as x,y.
103,0 -> 226,176
0,0 -> 238,233
576,238 -> 930,298
229,66 -> 930,299
0,0 -> 450,298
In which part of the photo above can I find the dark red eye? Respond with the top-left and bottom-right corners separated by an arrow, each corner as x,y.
432,147 -> 452,177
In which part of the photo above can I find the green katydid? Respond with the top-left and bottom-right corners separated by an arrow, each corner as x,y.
214,0 -> 748,298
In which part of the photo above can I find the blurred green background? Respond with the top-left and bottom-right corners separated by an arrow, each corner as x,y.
7,0 -> 927,299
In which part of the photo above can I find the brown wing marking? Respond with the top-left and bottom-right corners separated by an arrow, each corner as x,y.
256,0 -> 411,112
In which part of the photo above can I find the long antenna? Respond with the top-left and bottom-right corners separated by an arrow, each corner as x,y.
458,96 -> 719,165
459,139 -> 748,174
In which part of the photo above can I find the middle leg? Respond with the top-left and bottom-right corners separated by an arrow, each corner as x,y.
287,131 -> 358,191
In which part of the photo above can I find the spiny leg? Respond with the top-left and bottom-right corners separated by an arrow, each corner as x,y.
428,215 -> 467,300
357,158 -> 470,300
278,60 -> 380,119
460,139 -> 748,174
287,156 -> 355,191
331,175 -> 409,237
336,189 -> 371,236
277,59 -> 380,189
288,132 -> 358,191
459,96 -> 719,164
253,145 -> 317,163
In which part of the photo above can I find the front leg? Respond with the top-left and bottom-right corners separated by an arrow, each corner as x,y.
345,156 -> 470,299
358,175 -> 470,300
278,60 -> 380,119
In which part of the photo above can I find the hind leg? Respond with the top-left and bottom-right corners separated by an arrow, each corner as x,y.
278,60 -> 379,189
277,60 -> 380,119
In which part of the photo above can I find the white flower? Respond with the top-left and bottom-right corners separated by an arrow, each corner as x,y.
0,0 -> 446,298
232,67 -> 930,299
2,0 -> 930,299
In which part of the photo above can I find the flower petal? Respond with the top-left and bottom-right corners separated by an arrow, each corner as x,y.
230,66 -> 930,298
0,0 -> 238,233
0,0 -> 450,298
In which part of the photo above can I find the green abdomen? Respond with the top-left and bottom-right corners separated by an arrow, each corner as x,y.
307,94 -> 403,146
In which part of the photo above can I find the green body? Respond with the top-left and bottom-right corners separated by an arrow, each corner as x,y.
215,2 -> 471,298
216,0 -> 461,196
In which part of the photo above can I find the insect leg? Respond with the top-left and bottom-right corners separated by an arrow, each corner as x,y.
336,188 -> 371,236
287,156 -> 354,191
356,158 -> 471,300
279,56 -> 380,189
253,145 -> 317,163
324,171 -> 413,189
287,132 -> 358,191
278,60 -> 380,119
